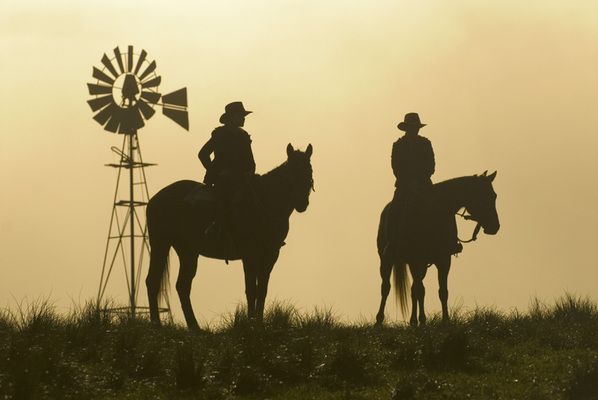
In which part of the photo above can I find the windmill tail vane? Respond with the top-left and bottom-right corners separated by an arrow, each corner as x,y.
87,45 -> 189,134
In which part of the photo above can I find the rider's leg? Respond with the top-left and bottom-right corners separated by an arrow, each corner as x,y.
205,174 -> 232,236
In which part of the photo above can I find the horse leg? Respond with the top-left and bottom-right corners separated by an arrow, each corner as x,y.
243,259 -> 258,319
375,258 -> 392,326
176,253 -> 200,330
146,244 -> 169,325
255,269 -> 272,321
436,255 -> 452,322
408,263 -> 419,326
254,250 -> 280,321
416,263 -> 429,325
409,263 -> 428,326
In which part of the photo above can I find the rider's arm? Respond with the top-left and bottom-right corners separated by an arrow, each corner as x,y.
424,139 -> 435,177
198,137 -> 215,171
246,135 -> 256,175
391,141 -> 400,180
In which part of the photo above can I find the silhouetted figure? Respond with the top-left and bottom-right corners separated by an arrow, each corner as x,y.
375,172 -> 500,327
386,112 -> 435,257
387,112 -> 462,258
198,102 -> 256,235
147,144 -> 314,329
392,112 -> 434,198
121,73 -> 139,107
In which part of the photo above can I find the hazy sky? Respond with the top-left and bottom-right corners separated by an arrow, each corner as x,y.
1,0 -> 597,324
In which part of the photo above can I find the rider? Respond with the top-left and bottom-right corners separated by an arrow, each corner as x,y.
392,112 -> 434,203
387,112 -> 461,257
198,101 -> 256,234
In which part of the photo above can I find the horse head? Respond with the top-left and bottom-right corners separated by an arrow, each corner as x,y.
286,143 -> 314,213
466,171 -> 500,235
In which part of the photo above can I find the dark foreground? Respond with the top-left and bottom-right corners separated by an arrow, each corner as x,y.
1,295 -> 597,399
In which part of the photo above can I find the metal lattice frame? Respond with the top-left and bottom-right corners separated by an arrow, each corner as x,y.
96,132 -> 171,321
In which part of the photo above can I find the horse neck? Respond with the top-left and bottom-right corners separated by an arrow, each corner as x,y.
256,163 -> 294,218
434,176 -> 477,213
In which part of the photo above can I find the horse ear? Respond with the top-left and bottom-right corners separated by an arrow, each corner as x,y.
488,171 -> 497,182
305,144 -> 313,158
481,170 -> 488,177
286,143 -> 294,157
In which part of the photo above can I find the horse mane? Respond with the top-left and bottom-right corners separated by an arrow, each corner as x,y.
432,175 -> 480,209
258,161 -> 289,184
257,156 -> 313,189
434,175 -> 477,188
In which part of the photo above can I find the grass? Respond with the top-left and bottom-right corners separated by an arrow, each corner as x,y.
0,294 -> 597,399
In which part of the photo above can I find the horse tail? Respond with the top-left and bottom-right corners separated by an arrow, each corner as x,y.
146,194 -> 172,312
379,201 -> 411,317
392,261 -> 410,317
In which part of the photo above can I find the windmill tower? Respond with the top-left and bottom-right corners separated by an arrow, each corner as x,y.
87,45 -> 189,317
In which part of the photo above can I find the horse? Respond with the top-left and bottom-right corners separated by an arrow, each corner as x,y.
375,171 -> 499,326
145,144 -> 314,329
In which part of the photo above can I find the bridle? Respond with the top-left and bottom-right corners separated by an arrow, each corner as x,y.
457,209 -> 482,244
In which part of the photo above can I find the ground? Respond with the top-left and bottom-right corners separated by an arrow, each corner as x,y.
1,295 -> 597,399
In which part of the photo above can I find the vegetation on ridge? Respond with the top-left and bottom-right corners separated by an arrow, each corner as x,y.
0,294 -> 597,399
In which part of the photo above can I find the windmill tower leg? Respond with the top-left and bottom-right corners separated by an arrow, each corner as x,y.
129,132 -> 136,317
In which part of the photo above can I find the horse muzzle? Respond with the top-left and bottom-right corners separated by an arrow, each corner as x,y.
483,223 -> 500,235
295,200 -> 309,213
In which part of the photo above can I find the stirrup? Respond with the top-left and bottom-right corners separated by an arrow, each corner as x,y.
452,242 -> 463,255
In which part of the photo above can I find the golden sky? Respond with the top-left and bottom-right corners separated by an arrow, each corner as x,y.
1,0 -> 597,323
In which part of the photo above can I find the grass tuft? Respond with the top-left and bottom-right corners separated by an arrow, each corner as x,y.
552,293 -> 597,321
297,306 -> 338,331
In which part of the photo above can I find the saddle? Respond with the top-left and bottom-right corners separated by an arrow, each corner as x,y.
183,183 -> 218,205
391,197 -> 461,262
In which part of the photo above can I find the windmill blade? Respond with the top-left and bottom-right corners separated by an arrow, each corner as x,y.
141,91 -> 161,104
87,94 -> 114,112
113,46 -> 125,74
105,113 -> 121,133
133,49 -> 147,75
87,83 -> 112,95
92,67 -> 115,85
162,87 -> 187,108
127,45 -> 134,72
142,76 -> 161,89
163,106 -> 189,130
101,53 -> 119,78
93,103 -> 117,126
138,99 -> 156,120
129,107 -> 145,130
138,60 -> 156,81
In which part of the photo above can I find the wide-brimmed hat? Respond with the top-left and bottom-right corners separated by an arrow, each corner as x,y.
397,112 -> 426,131
220,101 -> 252,124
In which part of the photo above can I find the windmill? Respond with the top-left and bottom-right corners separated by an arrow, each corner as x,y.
87,45 -> 189,317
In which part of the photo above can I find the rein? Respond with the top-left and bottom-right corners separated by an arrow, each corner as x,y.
456,209 -> 482,244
